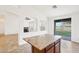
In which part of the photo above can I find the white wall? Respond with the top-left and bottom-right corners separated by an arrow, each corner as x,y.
0,19 -> 4,34
4,13 -> 19,35
71,14 -> 79,42
48,12 -> 79,43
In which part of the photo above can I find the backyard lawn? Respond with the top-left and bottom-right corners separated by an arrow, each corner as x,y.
55,31 -> 71,36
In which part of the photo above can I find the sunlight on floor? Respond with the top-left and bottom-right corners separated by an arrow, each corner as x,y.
61,40 -> 79,53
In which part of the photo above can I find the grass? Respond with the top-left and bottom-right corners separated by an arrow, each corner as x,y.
55,31 -> 71,36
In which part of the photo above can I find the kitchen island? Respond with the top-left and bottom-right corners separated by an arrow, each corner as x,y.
24,34 -> 61,53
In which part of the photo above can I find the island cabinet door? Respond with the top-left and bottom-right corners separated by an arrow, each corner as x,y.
46,46 -> 54,53
32,46 -> 45,53
46,43 -> 55,53
55,40 -> 60,53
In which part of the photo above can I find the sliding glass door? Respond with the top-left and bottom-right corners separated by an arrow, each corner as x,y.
54,18 -> 71,41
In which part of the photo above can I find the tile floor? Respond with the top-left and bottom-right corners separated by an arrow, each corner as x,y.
11,39 -> 79,53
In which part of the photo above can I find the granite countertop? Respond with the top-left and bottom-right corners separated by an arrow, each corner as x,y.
24,34 -> 61,50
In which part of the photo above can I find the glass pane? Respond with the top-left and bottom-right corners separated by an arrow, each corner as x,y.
55,19 -> 71,41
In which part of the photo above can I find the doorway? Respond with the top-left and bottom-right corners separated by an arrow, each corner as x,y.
54,18 -> 71,41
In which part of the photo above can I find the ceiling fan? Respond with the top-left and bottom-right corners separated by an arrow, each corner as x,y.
52,5 -> 58,8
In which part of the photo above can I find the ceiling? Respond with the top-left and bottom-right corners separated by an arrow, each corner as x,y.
32,5 -> 79,16
0,5 -> 79,17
